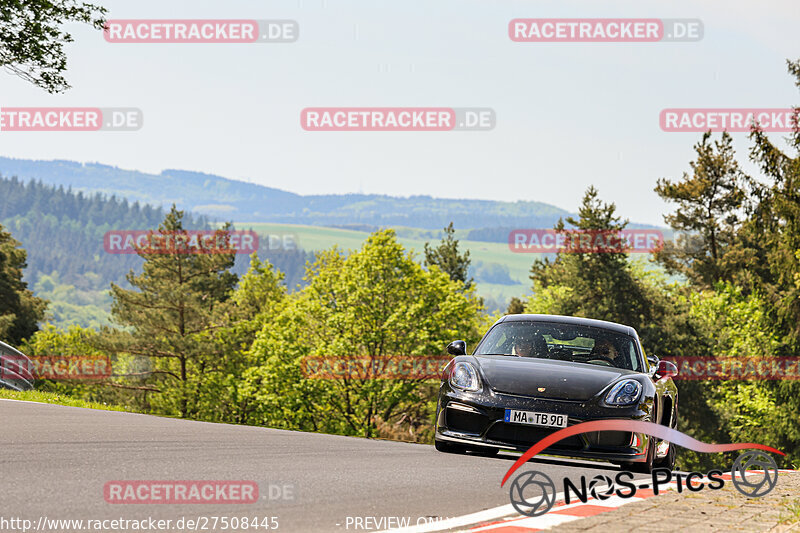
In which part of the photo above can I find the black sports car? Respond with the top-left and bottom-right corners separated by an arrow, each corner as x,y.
434,314 -> 679,472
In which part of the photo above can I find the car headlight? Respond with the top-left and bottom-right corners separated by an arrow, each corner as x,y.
604,379 -> 642,406
450,361 -> 481,392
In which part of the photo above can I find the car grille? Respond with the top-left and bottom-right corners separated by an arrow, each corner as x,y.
445,405 -> 489,435
584,430 -> 631,448
486,423 -> 584,450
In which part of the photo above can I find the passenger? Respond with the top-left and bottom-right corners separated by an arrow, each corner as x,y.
590,339 -> 622,366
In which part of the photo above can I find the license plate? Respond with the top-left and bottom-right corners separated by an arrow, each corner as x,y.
504,409 -> 567,428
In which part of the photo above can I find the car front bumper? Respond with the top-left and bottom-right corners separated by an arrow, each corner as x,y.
435,388 -> 653,463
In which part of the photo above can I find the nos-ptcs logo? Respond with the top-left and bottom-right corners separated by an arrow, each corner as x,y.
509,450 -> 779,517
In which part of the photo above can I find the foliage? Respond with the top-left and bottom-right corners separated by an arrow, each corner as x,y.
651,59 -> 800,468
506,296 -> 525,314
19,324 -> 119,402
0,175 -> 316,328
471,260 -> 517,285
0,223 -> 47,344
0,175 -> 208,289
33,272 -> 113,329
654,131 -> 749,288
0,388 -> 131,412
241,229 -> 485,440
196,254 -> 286,424
739,61 -> 800,350
108,206 -> 238,417
424,222 -> 473,290
526,187 -> 666,341
0,0 -> 106,93
682,284 -> 799,468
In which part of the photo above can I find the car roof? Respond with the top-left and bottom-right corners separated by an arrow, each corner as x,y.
496,314 -> 638,338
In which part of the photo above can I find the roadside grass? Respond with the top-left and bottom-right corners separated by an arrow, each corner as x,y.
781,497 -> 800,524
0,389 -> 131,412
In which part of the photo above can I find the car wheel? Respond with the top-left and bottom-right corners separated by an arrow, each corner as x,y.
654,441 -> 676,470
629,439 -> 655,474
434,439 -> 468,454
654,409 -> 678,470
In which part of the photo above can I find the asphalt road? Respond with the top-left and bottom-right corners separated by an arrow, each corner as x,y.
0,400 -> 635,532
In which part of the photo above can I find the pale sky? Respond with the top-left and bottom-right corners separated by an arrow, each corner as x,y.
0,0 -> 798,225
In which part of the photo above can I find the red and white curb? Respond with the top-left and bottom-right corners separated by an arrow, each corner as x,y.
382,470 -> 796,533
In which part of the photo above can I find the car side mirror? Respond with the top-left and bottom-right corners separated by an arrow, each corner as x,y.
654,360 -> 678,380
447,340 -> 467,356
647,354 -> 659,368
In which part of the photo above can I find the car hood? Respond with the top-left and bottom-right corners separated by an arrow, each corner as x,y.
474,355 -> 632,401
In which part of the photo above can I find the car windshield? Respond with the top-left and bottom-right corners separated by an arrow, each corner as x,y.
474,321 -> 642,371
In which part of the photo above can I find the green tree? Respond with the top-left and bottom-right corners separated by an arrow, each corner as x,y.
683,283 -> 799,468
108,206 -> 238,417
424,222 -> 473,290
506,296 -> 525,314
654,131 -> 749,288
242,229 -> 485,439
20,324 -> 114,401
199,254 -> 286,424
526,187 -> 655,330
0,223 -> 47,345
522,188 -> 715,470
741,59 -> 800,349
648,59 -> 800,468
0,0 -> 106,93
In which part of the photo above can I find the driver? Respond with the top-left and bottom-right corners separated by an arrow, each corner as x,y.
590,339 -> 620,366
514,333 -> 549,358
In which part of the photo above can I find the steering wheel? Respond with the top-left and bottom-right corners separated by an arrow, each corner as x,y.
585,355 -> 616,366
550,348 -> 573,361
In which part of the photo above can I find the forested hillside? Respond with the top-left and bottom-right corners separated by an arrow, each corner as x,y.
0,176 -> 312,327
0,157 -> 572,229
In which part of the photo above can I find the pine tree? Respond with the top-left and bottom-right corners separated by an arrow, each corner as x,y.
741,59 -> 800,350
423,222 -> 473,290
654,131 -> 748,287
109,206 -> 238,417
527,187 -> 657,332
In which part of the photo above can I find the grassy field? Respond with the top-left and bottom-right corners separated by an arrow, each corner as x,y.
0,389 -> 131,411
234,222 -> 533,310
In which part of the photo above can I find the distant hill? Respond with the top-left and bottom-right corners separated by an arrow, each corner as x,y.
0,157 -> 668,324
0,157 -> 573,230
0,176 -> 312,328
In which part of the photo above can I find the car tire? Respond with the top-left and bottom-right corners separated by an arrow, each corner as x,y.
629,439 -> 655,474
654,441 -> 676,470
654,409 -> 678,470
434,439 -> 468,454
